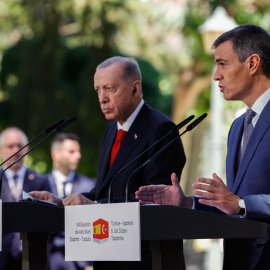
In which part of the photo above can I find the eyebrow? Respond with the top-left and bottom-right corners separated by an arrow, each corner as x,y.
214,58 -> 228,64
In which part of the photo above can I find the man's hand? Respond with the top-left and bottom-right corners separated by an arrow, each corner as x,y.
192,173 -> 240,215
135,173 -> 193,208
28,191 -> 64,207
63,193 -> 95,206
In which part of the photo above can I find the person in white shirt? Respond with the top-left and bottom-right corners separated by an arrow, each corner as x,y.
47,133 -> 95,270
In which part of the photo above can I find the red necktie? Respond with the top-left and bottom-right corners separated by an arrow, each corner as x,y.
110,129 -> 127,166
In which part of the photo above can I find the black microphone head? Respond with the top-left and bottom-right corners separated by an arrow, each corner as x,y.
44,119 -> 65,133
186,113 -> 207,131
176,115 -> 195,130
57,116 -> 77,131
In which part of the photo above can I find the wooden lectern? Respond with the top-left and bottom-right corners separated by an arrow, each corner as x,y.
2,202 -> 267,270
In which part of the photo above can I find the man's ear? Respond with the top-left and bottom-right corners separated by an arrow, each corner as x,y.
248,54 -> 260,75
132,80 -> 141,96
51,149 -> 60,161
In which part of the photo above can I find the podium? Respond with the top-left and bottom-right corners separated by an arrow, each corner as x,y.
2,202 -> 267,270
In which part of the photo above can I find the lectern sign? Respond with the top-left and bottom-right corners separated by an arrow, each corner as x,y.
65,202 -> 141,261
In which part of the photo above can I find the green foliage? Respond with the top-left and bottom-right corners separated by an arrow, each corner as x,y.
1,0 -> 270,177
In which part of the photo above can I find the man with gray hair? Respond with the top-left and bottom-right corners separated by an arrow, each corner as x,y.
30,56 -> 186,269
0,127 -> 51,270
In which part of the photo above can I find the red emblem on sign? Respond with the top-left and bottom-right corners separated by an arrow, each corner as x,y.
93,218 -> 109,243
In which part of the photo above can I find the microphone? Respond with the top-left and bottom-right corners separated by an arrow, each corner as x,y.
0,118 -> 65,168
125,113 -> 207,202
0,117 -> 76,198
108,115 -> 195,203
56,116 -> 76,131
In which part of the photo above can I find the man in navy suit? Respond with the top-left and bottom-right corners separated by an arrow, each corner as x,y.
30,56 -> 186,269
0,127 -> 51,270
47,133 -> 95,270
136,24 -> 270,270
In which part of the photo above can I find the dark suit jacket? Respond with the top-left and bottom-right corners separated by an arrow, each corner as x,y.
195,100 -> 270,270
84,102 -> 186,203
1,168 -> 51,202
0,168 -> 51,270
48,171 -> 95,197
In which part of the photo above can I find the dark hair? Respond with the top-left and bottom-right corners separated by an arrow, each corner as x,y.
96,56 -> 142,82
212,24 -> 270,78
51,133 -> 79,151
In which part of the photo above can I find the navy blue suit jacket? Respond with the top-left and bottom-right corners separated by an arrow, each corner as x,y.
1,168 -> 50,202
84,102 -> 186,203
195,100 -> 270,270
48,172 -> 95,197
0,168 -> 51,270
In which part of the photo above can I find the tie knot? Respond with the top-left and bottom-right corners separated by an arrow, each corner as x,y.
116,129 -> 127,142
245,109 -> 256,124
13,174 -> 18,182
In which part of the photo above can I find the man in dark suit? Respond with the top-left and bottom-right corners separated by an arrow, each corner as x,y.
48,133 -> 95,270
30,56 -> 186,269
63,56 -> 185,205
0,127 -> 51,270
136,24 -> 270,270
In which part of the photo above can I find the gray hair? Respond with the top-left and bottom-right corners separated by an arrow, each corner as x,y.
0,127 -> 28,147
96,56 -> 142,82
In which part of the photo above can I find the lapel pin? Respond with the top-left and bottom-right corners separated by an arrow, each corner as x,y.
28,174 -> 35,180
134,133 -> 138,140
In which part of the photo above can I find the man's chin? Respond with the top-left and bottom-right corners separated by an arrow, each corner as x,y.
104,114 -> 115,121
6,159 -> 24,170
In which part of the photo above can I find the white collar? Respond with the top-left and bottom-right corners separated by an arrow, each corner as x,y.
249,88 -> 270,115
117,100 -> 144,131
53,169 -> 75,184
4,165 -> 27,180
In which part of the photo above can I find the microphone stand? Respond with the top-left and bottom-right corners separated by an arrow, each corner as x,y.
108,115 -> 195,203
125,113 -> 207,202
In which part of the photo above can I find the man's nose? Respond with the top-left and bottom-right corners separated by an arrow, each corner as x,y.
98,89 -> 109,103
213,68 -> 222,81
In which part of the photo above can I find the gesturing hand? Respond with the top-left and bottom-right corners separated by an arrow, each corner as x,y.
135,173 -> 193,208
192,173 -> 240,215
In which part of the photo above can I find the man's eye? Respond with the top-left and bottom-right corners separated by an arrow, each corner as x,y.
94,87 -> 116,94
107,87 -> 114,93
106,87 -> 116,94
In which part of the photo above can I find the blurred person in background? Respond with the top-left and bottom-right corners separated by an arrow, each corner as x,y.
48,133 -> 95,270
0,127 -> 51,270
